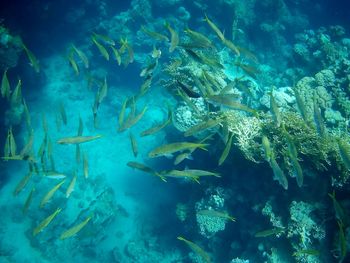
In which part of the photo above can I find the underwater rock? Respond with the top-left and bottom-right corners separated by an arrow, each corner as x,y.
314,69 -> 336,87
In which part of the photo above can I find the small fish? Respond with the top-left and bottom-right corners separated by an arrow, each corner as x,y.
118,98 -> 128,128
1,69 -> 11,99
177,81 -> 200,99
33,208 -> 62,236
174,151 -> 193,165
110,45 -> 122,65
118,105 -> 148,132
262,136 -> 272,162
39,180 -> 65,208
203,14 -> 225,41
177,236 -> 211,263
22,43 -> 40,73
218,132 -> 233,166
140,61 -> 157,78
337,220 -> 347,262
270,157 -> 288,190
148,142 -> 208,158
92,32 -> 115,46
151,45 -> 162,59
223,38 -> 240,56
23,98 -> 32,130
292,249 -> 320,257
127,161 -> 167,182
60,216 -> 92,240
59,102 -> 67,125
65,174 -> 77,198
83,153 -> 89,179
22,187 -> 35,214
44,171 -> 67,180
255,227 -> 285,237
269,89 -> 281,127
328,191 -> 346,223
176,88 -> 201,115
313,94 -> 325,137
10,78 -> 22,106
119,38 -> 134,66
206,94 -> 257,116
165,22 -> 179,53
184,118 -> 222,137
71,44 -> 89,68
91,35 -> 109,61
293,86 -> 308,122
13,172 -> 32,196
197,209 -> 235,221
129,132 -> 138,157
8,127 -> 17,157
140,108 -> 171,137
67,51 -> 79,75
57,135 -> 102,145
141,26 -> 169,42
337,139 -> 350,171
184,27 -> 213,49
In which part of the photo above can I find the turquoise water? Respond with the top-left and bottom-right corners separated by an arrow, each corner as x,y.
0,1 -> 350,262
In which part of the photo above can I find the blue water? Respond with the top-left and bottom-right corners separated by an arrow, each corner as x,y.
0,0 -> 349,262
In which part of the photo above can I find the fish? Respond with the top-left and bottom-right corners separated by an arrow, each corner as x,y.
197,209 -> 236,221
118,105 -> 148,132
254,227 -> 285,237
21,43 -> 40,73
13,172 -> 32,196
141,26 -> 169,42
91,35 -> 109,60
177,236 -> 211,263
118,98 -> 128,128
313,95 -> 325,137
282,125 -> 303,187
328,191 -> 346,223
60,216 -> 92,240
97,77 -> 108,104
292,249 -> 320,257
184,118 -> 222,137
8,127 -> 17,157
223,38 -> 240,56
139,76 -> 152,96
269,89 -> 281,127
293,86 -> 308,122
337,220 -> 347,262
129,132 -> 138,157
111,45 -> 122,65
235,61 -> 259,78
165,22 -> 179,53
127,161 -> 167,182
119,38 -> 134,66
161,169 -> 220,183
44,171 -> 67,179
67,52 -> 79,75
39,180 -> 65,208
206,94 -> 257,116
270,157 -> 288,190
22,187 -> 35,214
20,132 -> 34,158
10,78 -> 22,106
140,61 -> 157,78
57,135 -> 102,145
59,102 -> 67,125
184,28 -> 213,49
176,88 -> 201,115
92,32 -> 115,46
218,132 -> 233,166
23,98 -> 32,130
83,153 -> 89,179
71,44 -> 89,68
203,14 -> 225,41
151,45 -> 162,59
1,69 -> 11,99
65,174 -> 77,198
140,108 -> 171,137
33,208 -> 62,236
148,142 -> 208,158
262,136 -> 272,162
177,81 -> 200,99
337,139 -> 350,171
